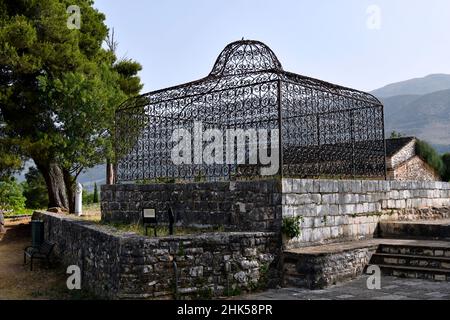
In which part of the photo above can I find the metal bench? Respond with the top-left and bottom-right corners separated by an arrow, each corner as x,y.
24,241 -> 55,271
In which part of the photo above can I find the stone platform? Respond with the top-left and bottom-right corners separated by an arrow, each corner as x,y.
283,239 -> 379,289
41,212 -> 281,299
283,238 -> 450,289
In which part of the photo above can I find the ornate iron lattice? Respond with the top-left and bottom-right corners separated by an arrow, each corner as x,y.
115,40 -> 386,182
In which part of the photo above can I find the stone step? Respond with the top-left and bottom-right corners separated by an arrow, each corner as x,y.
378,244 -> 450,257
369,263 -> 450,281
379,220 -> 450,241
370,253 -> 450,270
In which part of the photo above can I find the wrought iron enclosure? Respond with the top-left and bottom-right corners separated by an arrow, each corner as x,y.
115,40 -> 386,182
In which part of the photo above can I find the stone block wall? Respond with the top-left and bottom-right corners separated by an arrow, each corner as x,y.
101,180 -> 281,232
390,156 -> 441,181
42,212 -> 280,299
282,179 -> 450,248
101,178 -> 450,250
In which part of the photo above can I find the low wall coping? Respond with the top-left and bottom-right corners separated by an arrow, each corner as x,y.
40,211 -> 277,242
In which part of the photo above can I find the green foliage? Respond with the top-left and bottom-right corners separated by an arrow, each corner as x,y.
250,263 -> 270,292
442,153 -> 450,182
4,208 -> 34,217
113,59 -> 143,96
93,182 -> 99,203
0,135 -> 23,180
82,190 -> 95,205
0,179 -> 26,212
282,215 -> 304,239
22,167 -> 48,209
416,140 -> 445,176
390,131 -> 403,138
0,0 -> 142,208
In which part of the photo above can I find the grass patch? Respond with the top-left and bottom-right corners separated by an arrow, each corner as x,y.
99,221 -> 224,237
82,203 -> 100,216
3,208 -> 38,217
75,214 -> 102,223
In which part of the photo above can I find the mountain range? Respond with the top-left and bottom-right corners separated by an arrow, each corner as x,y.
370,74 -> 450,154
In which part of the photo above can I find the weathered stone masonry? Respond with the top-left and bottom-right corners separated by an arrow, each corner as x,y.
390,156 -> 440,181
283,179 -> 450,249
43,178 -> 450,297
101,179 -> 450,248
283,243 -> 379,289
101,180 -> 282,232
42,212 -> 280,299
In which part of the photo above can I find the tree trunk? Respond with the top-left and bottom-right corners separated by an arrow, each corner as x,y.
63,169 -> 75,213
35,161 -> 69,210
106,158 -> 115,185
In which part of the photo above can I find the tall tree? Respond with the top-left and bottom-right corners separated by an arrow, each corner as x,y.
0,0 -> 142,211
93,182 -> 98,203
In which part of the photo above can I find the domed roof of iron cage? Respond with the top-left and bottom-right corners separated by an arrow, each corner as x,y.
117,40 -> 381,110
115,40 -> 385,182
118,40 -> 381,106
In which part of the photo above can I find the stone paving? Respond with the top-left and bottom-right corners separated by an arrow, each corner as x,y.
243,276 -> 450,300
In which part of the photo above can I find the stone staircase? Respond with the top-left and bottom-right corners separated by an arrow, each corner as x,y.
282,220 -> 450,289
368,241 -> 450,281
369,219 -> 450,281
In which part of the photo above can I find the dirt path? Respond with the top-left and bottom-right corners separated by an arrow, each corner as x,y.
0,219 -> 74,300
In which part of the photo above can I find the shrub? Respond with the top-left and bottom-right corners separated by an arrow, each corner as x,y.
416,140 -> 445,176
282,216 -> 304,239
93,182 -> 99,203
83,191 -> 95,205
22,167 -> 48,209
0,179 -> 26,213
390,131 -> 403,138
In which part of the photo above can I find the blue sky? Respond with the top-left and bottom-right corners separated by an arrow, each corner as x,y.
94,0 -> 450,93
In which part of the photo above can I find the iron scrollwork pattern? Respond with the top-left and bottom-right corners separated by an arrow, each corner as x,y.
115,40 -> 386,183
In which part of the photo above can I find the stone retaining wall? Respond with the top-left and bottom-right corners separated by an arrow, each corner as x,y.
283,245 -> 378,289
101,179 -> 450,249
101,180 -> 281,232
282,179 -> 450,248
42,212 -> 280,299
